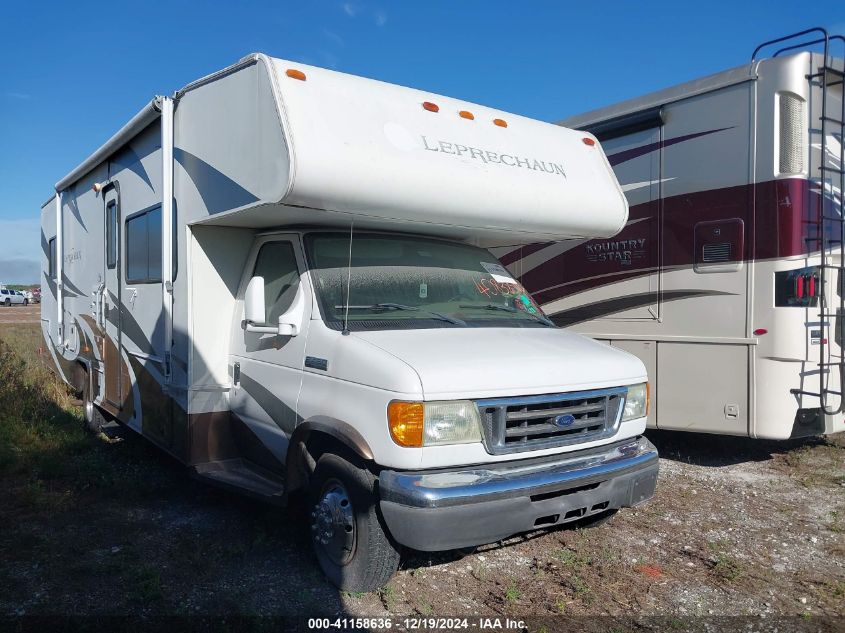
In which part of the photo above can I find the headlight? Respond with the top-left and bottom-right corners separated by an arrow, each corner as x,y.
388,400 -> 482,447
622,382 -> 649,422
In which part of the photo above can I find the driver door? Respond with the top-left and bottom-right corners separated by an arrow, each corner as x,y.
228,235 -> 313,461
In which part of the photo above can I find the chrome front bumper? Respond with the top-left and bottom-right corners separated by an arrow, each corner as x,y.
378,435 -> 658,551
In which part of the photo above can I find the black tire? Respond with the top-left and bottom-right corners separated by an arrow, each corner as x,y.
3,299 -> 9,307
308,453 -> 400,592
82,371 -> 108,434
23,299 -> 28,306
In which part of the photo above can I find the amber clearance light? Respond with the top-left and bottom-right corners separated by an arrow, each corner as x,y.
388,401 -> 424,447
286,68 -> 307,81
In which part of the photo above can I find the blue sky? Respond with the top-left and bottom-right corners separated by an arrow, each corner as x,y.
1,0 -> 843,283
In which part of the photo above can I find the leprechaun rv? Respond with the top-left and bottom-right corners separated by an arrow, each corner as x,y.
41,54 -> 657,590
500,29 -> 845,440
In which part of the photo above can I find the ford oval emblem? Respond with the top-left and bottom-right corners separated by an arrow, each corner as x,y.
553,414 -> 576,428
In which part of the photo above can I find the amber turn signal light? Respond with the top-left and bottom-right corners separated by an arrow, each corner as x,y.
388,401 -> 424,447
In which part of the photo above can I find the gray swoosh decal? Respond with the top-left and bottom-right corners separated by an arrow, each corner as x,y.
66,194 -> 87,232
41,230 -> 50,259
105,291 -> 154,356
61,274 -> 85,299
111,144 -> 154,191
608,127 -> 734,167
239,371 -> 297,434
174,147 -> 259,214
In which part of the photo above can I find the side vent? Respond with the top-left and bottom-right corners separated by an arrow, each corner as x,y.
702,242 -> 732,263
778,93 -> 805,174
694,219 -> 744,273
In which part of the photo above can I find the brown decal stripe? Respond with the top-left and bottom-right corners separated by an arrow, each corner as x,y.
551,289 -> 734,327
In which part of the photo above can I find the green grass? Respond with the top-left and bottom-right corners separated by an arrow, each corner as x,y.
417,599 -> 433,616
377,584 -> 398,610
706,539 -> 743,582
0,325 -> 86,484
554,547 -> 593,570
504,580 -> 521,603
569,574 -> 591,598
0,324 -> 180,501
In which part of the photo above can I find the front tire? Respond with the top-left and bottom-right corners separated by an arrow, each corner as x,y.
308,453 -> 400,592
3,299 -> 9,307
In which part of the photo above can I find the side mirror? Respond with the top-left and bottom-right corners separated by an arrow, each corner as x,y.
277,285 -> 305,337
244,276 -> 266,325
244,276 -> 305,337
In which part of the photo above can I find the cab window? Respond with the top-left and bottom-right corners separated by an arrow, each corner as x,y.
252,241 -> 301,323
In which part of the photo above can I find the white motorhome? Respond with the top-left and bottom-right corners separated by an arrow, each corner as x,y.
500,29 -> 845,440
41,55 -> 657,590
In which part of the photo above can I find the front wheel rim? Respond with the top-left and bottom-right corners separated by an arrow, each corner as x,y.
312,479 -> 356,566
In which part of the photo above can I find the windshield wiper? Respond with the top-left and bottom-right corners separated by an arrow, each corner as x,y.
337,303 -> 466,326
459,303 -> 556,327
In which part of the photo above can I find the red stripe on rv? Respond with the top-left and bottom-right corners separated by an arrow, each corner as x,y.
516,178 -> 819,306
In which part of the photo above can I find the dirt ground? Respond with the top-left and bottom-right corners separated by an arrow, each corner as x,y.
0,303 -> 40,324
1,321 -> 843,629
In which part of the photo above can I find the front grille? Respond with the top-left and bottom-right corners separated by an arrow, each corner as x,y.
476,387 -> 626,455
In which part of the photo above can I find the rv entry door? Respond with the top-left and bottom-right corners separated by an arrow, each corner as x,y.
103,187 -> 123,410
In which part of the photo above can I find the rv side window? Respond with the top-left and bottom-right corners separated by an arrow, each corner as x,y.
125,206 -> 162,284
252,241 -> 301,323
106,202 -> 118,269
48,237 -> 57,279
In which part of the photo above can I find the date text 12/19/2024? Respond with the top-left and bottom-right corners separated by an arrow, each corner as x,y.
307,617 -> 528,630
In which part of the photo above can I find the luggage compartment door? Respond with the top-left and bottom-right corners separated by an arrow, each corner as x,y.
657,342 -> 749,435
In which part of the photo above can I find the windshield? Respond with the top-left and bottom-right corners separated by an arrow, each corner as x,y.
304,233 -> 553,331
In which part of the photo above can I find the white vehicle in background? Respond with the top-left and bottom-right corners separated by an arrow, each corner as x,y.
502,28 -> 845,441
0,287 -> 27,306
42,55 -> 657,590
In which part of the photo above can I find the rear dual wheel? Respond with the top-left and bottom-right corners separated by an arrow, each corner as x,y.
308,453 -> 400,592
